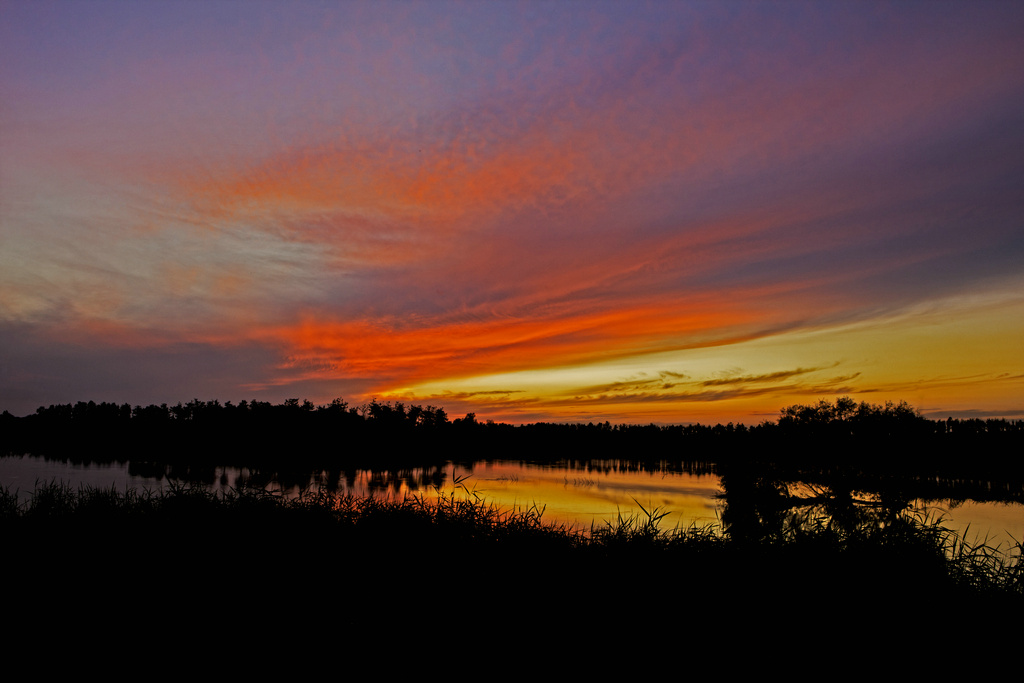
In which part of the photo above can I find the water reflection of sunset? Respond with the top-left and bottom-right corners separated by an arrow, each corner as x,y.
445,462 -> 724,532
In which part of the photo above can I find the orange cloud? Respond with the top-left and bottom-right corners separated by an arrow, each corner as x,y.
251,295 -> 761,391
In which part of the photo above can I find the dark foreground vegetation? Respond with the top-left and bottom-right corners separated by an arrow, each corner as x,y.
4,480 -> 1021,628
3,397 -> 1022,650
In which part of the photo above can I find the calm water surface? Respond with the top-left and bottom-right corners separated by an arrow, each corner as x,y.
2,455 -> 1021,550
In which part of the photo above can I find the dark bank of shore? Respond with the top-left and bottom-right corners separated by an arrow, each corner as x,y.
5,481 -> 1020,631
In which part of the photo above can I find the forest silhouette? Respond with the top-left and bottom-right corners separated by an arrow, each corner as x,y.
3,396 -> 1021,478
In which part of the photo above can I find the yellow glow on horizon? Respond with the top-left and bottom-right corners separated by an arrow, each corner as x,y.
383,287 -> 1024,424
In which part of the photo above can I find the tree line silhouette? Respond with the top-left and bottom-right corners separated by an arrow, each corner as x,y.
1,396 -> 1021,481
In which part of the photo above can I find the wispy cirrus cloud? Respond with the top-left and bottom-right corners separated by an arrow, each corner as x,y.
699,366 -> 836,388
568,367 -> 858,404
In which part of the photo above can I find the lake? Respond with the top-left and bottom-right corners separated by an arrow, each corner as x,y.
3,454 -> 1021,552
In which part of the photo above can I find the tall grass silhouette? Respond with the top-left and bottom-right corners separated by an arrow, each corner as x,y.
4,480 -> 1019,603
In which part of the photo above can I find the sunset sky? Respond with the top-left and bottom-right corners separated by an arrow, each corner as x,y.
2,0 -> 1022,424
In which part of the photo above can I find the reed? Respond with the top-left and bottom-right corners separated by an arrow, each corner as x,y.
3,479 -> 1020,607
